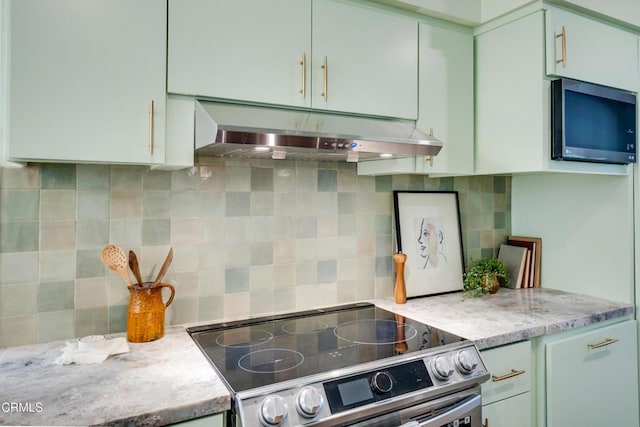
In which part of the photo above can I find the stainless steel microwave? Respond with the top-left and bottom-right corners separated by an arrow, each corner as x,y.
551,78 -> 637,164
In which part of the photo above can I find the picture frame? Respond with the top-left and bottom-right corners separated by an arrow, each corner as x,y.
393,191 -> 465,297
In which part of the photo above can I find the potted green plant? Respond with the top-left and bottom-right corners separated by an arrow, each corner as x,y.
463,257 -> 509,297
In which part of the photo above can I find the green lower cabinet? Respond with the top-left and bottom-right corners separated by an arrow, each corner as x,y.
480,340 -> 532,427
168,413 -> 224,427
544,320 -> 639,427
482,392 -> 531,427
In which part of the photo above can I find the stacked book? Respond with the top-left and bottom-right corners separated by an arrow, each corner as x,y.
498,236 -> 541,288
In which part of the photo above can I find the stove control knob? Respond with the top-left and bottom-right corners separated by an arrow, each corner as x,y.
455,349 -> 479,374
432,355 -> 455,380
259,395 -> 288,426
296,386 -> 324,418
371,371 -> 394,394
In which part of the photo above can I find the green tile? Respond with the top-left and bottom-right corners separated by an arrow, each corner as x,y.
142,191 -> 171,218
198,295 -> 224,322
40,221 -> 75,251
109,219 -> 142,247
1,190 -> 39,221
168,298 -> 199,325
76,249 -> 105,279
0,284 -> 37,316
38,281 -> 74,312
251,167 -> 274,191
250,241 -> 273,266
40,164 -> 76,189
142,219 -> 171,245
338,193 -> 356,214
226,192 -> 250,217
110,166 -> 142,191
296,216 -> 317,239
494,211 -> 506,229
225,267 -> 250,293
295,168 -> 316,192
480,247 -> 495,259
0,252 -> 39,285
40,190 -> 75,221
407,175 -> 425,191
251,192 -> 274,216
494,176 -> 506,193
77,165 -> 110,190
338,215 -> 356,236
108,304 -> 127,333
172,168 -> 200,191
318,169 -> 337,192
317,260 -> 337,283
439,177 -> 454,191
75,307 -> 108,337
143,170 -> 172,190
38,310 -> 74,343
375,256 -> 392,277
76,220 -> 110,249
375,175 -> 392,192
200,191 -> 225,217
375,215 -> 392,235
0,315 -> 37,347
77,191 -> 109,220
226,166 -> 251,191
40,251 -> 75,282
1,166 -> 39,189
0,221 -> 39,252
171,191 -> 200,218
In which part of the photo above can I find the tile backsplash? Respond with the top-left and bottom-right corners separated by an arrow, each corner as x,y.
0,159 -> 511,347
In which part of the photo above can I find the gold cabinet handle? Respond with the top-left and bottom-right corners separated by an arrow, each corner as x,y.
483,418 -> 489,427
299,53 -> 306,99
556,25 -> 566,68
588,338 -> 618,349
148,100 -> 155,155
492,369 -> 526,382
321,56 -> 328,102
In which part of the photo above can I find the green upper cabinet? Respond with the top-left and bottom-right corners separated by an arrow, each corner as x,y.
474,8 -> 633,175
358,21 -> 472,176
168,0 -> 418,120
311,1 -> 417,119
416,22 -> 473,175
168,0 -> 312,110
6,0 -> 167,165
545,7 -> 639,92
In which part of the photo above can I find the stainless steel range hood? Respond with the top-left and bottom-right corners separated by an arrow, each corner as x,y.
194,101 -> 443,162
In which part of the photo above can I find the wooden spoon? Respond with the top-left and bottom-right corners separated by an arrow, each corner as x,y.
152,247 -> 173,287
128,250 -> 144,287
101,244 -> 133,287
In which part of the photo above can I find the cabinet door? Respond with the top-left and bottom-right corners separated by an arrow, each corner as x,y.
312,1 -> 418,119
8,0 -> 166,164
546,321 -> 639,427
417,23 -> 473,175
482,393 -> 531,427
168,0 -> 311,109
546,8 -> 639,91
480,341 -> 531,406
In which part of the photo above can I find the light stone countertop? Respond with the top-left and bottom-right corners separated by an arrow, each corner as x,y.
0,288 -> 634,426
372,288 -> 635,350
0,326 -> 230,427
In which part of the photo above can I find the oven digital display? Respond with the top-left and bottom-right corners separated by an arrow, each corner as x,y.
337,378 -> 374,406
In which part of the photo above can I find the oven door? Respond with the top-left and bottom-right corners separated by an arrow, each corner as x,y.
347,387 -> 482,427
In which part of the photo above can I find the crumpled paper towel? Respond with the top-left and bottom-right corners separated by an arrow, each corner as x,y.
54,335 -> 130,365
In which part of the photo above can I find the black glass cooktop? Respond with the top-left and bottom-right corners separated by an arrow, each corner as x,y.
188,303 -> 464,393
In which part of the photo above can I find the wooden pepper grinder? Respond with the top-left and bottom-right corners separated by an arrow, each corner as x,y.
394,252 -> 407,304
394,313 -> 408,353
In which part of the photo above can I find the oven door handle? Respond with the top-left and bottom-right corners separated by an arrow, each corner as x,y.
398,394 -> 481,427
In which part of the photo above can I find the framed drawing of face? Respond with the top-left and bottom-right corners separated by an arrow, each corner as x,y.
393,191 -> 464,297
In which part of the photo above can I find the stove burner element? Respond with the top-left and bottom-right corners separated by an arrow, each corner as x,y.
215,329 -> 273,348
238,348 -> 305,374
334,319 -> 418,345
281,319 -> 329,335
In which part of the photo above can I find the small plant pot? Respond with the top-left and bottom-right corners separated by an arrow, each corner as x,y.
485,275 -> 500,294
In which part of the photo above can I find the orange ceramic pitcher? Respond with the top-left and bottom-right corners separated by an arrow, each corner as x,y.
127,283 -> 175,343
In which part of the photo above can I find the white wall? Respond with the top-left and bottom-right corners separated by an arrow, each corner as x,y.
512,173 -> 634,303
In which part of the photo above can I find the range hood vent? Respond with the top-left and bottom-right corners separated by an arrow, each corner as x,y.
194,101 -> 443,162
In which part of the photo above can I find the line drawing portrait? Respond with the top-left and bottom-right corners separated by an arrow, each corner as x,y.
415,217 -> 448,269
